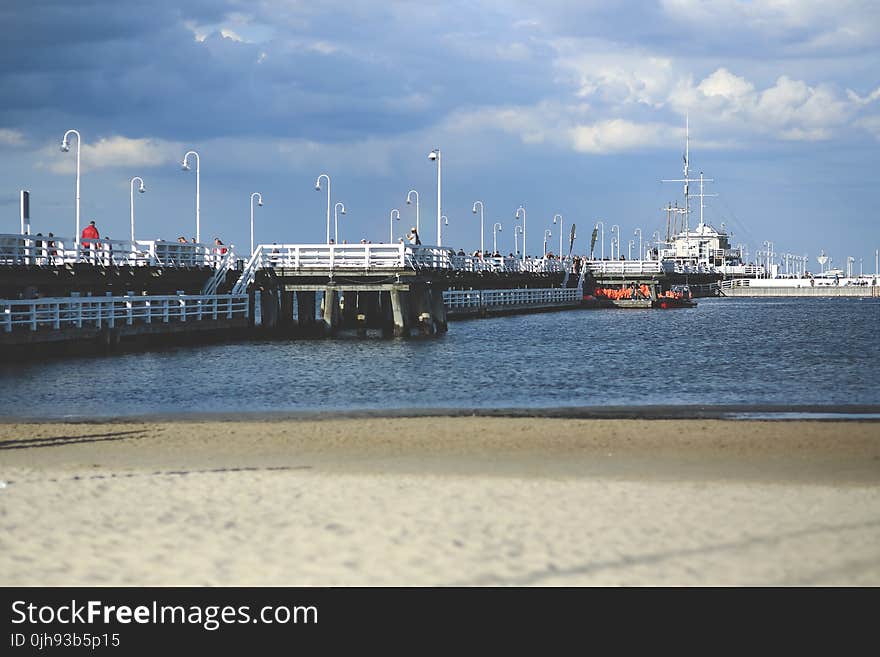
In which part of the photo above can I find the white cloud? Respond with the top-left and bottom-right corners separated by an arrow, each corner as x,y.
41,136 -> 182,174
847,86 -> 880,106
671,69 -> 854,141
569,119 -> 678,153
0,128 -> 25,147
551,39 -> 676,108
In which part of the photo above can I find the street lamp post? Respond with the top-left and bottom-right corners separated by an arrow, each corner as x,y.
181,151 -> 200,243
514,225 -> 523,256
406,190 -> 419,234
390,208 -> 400,243
441,215 -> 448,246
628,239 -> 634,260
334,202 -> 346,244
543,229 -> 552,256
315,173 -> 331,244
472,200 -> 484,256
60,129 -> 82,256
611,224 -> 620,259
634,228 -> 642,261
129,176 -> 145,243
492,222 -> 502,255
250,192 -> 263,256
595,221 -> 604,260
552,214 -> 563,258
428,149 -> 442,245
515,206 -> 526,261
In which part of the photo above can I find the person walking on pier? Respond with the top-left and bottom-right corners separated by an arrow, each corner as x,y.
81,220 -> 100,263
407,227 -> 421,245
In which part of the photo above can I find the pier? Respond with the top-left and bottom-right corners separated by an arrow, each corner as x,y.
0,233 -> 589,354
720,278 -> 880,297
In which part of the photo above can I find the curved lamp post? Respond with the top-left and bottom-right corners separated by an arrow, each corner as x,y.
250,192 -> 263,256
181,150 -> 200,243
390,208 -> 400,243
406,189 -> 419,234
129,176 -> 145,242
595,220 -> 605,260
628,239 -> 634,260
552,214 -> 563,258
634,228 -> 642,261
334,202 -> 346,244
472,200 -> 484,256
60,129 -> 82,254
515,205 -> 526,261
428,149 -> 442,245
543,229 -> 552,256
611,224 -> 620,259
514,225 -> 523,256
440,215 -> 448,246
315,173 -> 331,244
492,222 -> 502,255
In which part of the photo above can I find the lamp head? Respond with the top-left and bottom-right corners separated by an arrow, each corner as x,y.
406,198 -> 411,205
428,150 -> 438,161
258,200 -> 263,207
315,183 -> 321,191
60,141 -> 70,153
138,184 -> 146,193
181,161 -> 190,171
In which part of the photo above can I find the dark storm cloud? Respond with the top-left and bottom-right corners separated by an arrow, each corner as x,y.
0,0 -> 558,143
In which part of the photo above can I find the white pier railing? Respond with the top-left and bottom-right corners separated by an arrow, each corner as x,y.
583,260 -> 673,275
233,243 -> 567,291
1,294 -> 248,333
0,233 -> 232,268
443,287 -> 581,309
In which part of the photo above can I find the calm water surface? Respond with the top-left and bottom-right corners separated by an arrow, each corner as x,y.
1,297 -> 877,418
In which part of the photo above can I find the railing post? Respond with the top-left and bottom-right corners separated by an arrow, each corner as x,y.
29,301 -> 37,331
227,295 -> 233,319
3,305 -> 10,333
53,303 -> 60,330
180,297 -> 187,322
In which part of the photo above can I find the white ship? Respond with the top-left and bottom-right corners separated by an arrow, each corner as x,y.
647,118 -> 762,278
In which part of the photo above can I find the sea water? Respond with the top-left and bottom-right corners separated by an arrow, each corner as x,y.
1,297 -> 877,418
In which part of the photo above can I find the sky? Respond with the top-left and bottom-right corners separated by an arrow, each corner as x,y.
1,0 -> 879,271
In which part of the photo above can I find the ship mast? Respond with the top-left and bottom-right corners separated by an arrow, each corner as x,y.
662,115 -> 715,264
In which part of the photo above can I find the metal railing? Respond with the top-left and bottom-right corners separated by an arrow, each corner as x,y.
443,287 -> 581,309
583,260 -> 673,275
1,294 -> 248,333
0,233 -> 231,268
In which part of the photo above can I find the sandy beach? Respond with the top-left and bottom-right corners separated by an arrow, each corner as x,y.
1,416 -> 878,586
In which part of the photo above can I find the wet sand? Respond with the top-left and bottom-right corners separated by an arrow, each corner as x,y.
1,417 -> 878,585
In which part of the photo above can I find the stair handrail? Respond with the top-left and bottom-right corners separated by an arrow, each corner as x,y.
231,246 -> 265,295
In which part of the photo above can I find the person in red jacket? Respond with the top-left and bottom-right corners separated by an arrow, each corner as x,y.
81,220 -> 100,263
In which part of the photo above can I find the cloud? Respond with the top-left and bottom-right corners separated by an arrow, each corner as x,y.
40,136 -> 182,174
0,129 -> 25,147
670,69 -> 856,141
569,119 -> 678,153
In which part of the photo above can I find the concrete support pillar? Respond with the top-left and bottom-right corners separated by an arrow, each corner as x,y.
389,288 -> 409,337
430,287 -> 448,333
322,287 -> 340,334
411,286 -> 435,336
259,286 -> 280,330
